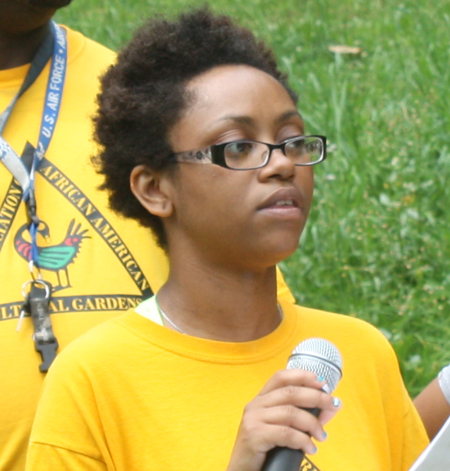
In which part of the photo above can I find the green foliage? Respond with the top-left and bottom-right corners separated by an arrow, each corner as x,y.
56,0 -> 450,396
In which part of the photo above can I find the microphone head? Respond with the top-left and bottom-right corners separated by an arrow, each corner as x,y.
287,338 -> 343,394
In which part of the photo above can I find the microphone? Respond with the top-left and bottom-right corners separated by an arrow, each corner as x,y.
261,338 -> 343,471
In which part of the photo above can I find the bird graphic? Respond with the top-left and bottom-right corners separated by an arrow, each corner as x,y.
14,219 -> 90,290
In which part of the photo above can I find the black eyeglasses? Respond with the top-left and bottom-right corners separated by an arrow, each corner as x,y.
170,135 -> 327,170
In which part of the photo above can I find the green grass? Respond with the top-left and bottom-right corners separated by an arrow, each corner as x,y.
56,0 -> 450,397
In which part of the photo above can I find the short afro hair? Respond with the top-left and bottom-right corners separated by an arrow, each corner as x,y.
93,7 -> 297,249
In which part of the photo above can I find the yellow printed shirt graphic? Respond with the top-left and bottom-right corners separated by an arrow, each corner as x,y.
0,26 -> 171,471
0,26 -> 295,471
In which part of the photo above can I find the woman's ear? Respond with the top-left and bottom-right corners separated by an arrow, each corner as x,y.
130,165 -> 174,218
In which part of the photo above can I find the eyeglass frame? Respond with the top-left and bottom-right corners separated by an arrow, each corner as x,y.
169,135 -> 327,170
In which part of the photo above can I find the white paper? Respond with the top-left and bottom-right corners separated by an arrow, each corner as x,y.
409,415 -> 450,470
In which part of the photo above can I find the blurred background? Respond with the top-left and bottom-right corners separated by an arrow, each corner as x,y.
56,0 -> 450,396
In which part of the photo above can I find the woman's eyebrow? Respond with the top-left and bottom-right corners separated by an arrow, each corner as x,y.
275,110 -> 303,124
218,115 -> 255,125
218,110 -> 302,126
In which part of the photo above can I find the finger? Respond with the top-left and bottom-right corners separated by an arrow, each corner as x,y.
257,422 -> 319,455
258,369 -> 326,395
227,420 -> 318,471
258,383 -> 338,413
260,403 -> 330,443
319,397 -> 342,426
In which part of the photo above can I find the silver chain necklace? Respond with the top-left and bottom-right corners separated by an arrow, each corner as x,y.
155,297 -> 283,335
157,301 -> 184,333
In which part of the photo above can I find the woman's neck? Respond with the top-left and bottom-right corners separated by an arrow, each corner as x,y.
156,261 -> 281,342
0,23 -> 51,70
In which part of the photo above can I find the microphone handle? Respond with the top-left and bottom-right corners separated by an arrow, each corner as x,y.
261,407 -> 320,471
261,447 -> 303,471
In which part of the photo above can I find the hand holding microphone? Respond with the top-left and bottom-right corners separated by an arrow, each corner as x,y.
262,338 -> 343,471
227,338 -> 342,471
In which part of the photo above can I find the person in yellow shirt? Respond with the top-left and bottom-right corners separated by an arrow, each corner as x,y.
26,7 -> 428,471
0,2 -> 164,470
0,3 -> 294,470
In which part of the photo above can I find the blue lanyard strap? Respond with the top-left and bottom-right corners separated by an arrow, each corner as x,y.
0,21 -> 67,272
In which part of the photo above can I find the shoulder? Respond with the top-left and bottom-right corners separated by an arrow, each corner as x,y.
285,302 -> 399,368
47,310 -> 139,377
62,25 -> 116,71
289,302 -> 390,342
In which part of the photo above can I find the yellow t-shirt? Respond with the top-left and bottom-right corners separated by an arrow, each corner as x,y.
0,25 -> 170,471
26,299 -> 428,471
0,25 -> 294,471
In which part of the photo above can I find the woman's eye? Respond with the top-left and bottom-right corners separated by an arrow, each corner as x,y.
225,141 -> 254,158
285,138 -> 304,152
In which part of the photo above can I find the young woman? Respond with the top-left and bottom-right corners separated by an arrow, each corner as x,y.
26,8 -> 428,471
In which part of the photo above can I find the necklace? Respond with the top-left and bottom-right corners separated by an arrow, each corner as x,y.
155,297 -> 283,335
157,302 -> 184,333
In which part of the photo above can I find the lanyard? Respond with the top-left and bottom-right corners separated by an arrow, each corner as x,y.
0,21 -> 67,274
1,22 -> 68,372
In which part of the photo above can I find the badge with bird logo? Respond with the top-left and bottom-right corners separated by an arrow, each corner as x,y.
14,219 -> 89,291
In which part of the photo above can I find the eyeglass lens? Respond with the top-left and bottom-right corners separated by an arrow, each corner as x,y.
223,136 -> 323,169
